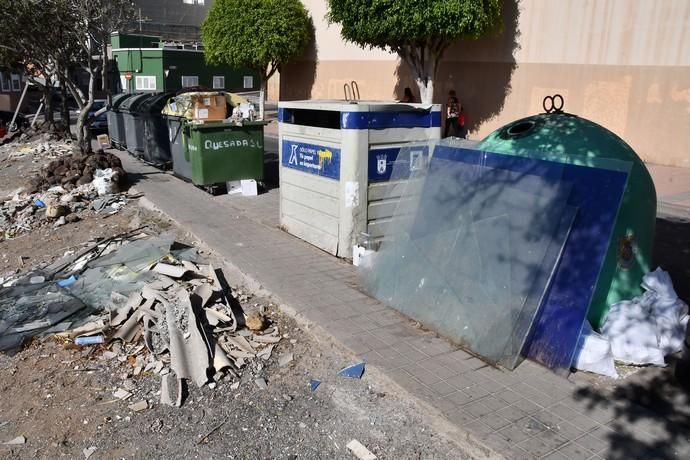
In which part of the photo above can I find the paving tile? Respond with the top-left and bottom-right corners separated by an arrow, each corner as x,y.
444,407 -> 478,425
463,419 -> 494,440
496,405 -> 530,423
463,400 -> 494,419
401,364 -> 442,386
512,397 -> 544,415
446,373 -> 475,391
516,430 -> 568,458
551,441 -> 592,460
496,422 -> 532,444
480,395 -> 510,412
478,412 -> 511,431
390,342 -> 429,363
541,450 -> 570,460
515,416 -> 549,437
548,403 -> 600,432
429,380 -> 457,397
374,346 -> 413,370
494,388 -> 523,405
574,433 -> 609,455
445,390 -> 474,407
463,384 -> 492,400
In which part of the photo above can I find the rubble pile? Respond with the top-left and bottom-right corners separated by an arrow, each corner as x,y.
0,232 -> 284,406
26,151 -> 126,194
0,133 -> 73,160
0,180 -> 131,240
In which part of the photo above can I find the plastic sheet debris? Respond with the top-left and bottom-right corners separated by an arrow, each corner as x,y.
337,362 -> 365,379
309,379 -> 321,391
602,268 -> 688,366
56,275 -> 77,287
572,322 -> 619,378
74,335 -> 105,346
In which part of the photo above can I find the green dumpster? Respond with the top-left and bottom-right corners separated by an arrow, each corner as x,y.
477,112 -> 656,329
184,121 -> 267,186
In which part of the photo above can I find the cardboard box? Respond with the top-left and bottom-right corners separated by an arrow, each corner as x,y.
191,94 -> 226,121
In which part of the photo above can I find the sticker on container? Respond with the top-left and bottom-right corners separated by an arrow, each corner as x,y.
281,139 -> 341,180
203,97 -> 211,106
196,108 -> 209,119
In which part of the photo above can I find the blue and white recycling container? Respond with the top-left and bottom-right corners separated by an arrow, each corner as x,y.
278,100 -> 441,258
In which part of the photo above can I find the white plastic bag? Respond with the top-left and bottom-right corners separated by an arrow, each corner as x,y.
92,168 -> 118,196
573,321 -> 619,378
603,295 -> 666,366
644,268 -> 689,355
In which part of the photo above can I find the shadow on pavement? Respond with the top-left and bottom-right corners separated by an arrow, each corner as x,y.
570,215 -> 690,459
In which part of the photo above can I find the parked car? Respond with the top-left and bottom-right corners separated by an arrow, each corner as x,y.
88,99 -> 108,132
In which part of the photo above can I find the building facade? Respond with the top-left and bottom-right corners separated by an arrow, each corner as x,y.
111,33 -> 258,94
279,0 -> 690,167
0,70 -> 26,112
131,0 -> 213,41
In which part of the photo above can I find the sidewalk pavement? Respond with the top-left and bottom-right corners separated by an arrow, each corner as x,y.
114,150 -> 690,460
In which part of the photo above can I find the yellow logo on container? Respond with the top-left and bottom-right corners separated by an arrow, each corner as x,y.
317,149 -> 333,169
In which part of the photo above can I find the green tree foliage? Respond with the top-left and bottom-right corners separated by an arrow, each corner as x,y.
328,0 -> 503,103
202,0 -> 311,118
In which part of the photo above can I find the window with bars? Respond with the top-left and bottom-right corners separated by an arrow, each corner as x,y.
135,75 -> 157,91
181,76 -> 199,88
212,76 -> 225,89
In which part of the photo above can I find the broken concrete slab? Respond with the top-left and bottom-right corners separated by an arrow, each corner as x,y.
3,435 -> 26,445
128,400 -> 148,412
346,439 -> 377,460
278,353 -> 294,367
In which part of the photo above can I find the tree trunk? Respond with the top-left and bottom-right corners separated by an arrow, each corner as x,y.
59,76 -> 71,139
415,79 -> 434,105
42,83 -> 55,132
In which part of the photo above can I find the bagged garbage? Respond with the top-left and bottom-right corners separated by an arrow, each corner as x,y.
573,321 -> 618,378
93,168 -> 119,196
602,267 -> 688,367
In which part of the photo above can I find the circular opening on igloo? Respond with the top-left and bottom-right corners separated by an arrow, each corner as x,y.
506,120 -> 536,137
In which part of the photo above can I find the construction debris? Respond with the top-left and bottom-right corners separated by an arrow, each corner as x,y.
337,362 -> 365,379
0,231 -> 287,407
3,435 -> 27,445
346,439 -> 377,460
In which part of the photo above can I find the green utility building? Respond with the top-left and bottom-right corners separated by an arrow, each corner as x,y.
111,32 -> 259,94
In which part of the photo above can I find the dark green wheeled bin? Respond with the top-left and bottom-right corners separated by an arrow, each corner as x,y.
107,93 -> 135,149
121,93 -> 153,157
184,121 -> 267,186
141,92 -> 175,167
165,115 -> 189,179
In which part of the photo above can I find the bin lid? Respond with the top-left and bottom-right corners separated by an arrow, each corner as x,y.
110,93 -> 135,111
140,92 -> 175,115
119,93 -> 155,113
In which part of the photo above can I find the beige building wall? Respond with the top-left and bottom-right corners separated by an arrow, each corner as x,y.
281,0 -> 690,167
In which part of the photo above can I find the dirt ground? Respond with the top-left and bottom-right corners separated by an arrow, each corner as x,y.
0,139 -> 471,460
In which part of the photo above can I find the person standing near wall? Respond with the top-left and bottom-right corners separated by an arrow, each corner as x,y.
444,90 -> 461,137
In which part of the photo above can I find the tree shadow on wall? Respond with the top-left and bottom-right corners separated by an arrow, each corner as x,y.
394,0 -> 521,134
279,16 -> 317,101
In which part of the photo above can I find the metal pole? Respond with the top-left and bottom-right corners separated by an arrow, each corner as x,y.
9,81 -> 30,131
